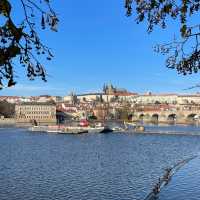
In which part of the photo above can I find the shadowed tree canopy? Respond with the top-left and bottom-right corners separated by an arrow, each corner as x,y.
125,0 -> 200,75
0,100 -> 15,117
0,0 -> 58,88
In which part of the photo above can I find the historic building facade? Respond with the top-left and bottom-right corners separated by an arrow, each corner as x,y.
15,102 -> 57,124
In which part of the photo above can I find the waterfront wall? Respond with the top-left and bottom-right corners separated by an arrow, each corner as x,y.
0,118 -> 16,126
0,118 -> 56,127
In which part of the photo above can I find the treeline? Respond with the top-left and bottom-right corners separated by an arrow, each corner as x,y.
0,101 -> 15,118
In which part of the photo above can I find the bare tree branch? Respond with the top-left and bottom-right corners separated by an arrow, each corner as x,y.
125,0 -> 200,75
0,0 -> 58,88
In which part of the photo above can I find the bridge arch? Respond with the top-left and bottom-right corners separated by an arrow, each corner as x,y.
167,114 -> 177,123
186,114 -> 198,122
151,114 -> 159,123
155,101 -> 161,104
128,114 -> 133,121
139,114 -> 145,121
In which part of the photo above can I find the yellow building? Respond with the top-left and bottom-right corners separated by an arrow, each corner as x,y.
15,102 -> 57,125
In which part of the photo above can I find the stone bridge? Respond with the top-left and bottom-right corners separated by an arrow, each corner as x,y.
131,110 -> 200,124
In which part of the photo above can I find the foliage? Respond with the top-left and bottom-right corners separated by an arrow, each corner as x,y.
87,115 -> 97,121
115,108 -> 129,120
125,0 -> 200,75
0,0 -> 58,88
0,100 -> 15,117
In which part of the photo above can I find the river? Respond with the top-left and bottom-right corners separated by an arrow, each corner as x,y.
0,126 -> 200,200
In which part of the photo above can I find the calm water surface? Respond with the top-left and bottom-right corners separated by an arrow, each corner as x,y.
0,126 -> 200,200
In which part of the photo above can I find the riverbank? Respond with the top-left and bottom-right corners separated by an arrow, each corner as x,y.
158,156 -> 200,200
143,155 -> 198,200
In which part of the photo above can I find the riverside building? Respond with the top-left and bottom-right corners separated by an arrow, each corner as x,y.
15,102 -> 57,125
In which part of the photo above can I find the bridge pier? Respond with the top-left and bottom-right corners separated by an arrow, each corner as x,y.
158,115 -> 167,124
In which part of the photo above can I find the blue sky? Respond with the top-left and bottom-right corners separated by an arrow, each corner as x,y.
1,0 -> 200,96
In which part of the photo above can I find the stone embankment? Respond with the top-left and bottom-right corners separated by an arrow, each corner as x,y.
0,118 -> 56,127
0,118 -> 16,127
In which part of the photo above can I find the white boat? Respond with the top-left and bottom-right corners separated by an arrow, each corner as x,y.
124,121 -> 136,127
62,126 -> 104,134
61,126 -> 88,134
46,125 -> 64,133
28,125 -> 111,134
46,129 -> 63,133
112,127 -> 125,132
87,127 -> 104,133
124,121 -> 145,132
28,126 -> 47,132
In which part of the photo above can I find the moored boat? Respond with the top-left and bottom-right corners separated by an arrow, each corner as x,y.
28,124 -> 115,134
100,127 -> 113,133
135,125 -> 145,132
87,127 -> 104,133
124,121 -> 145,132
46,130 -> 63,134
28,126 -> 47,132
112,127 -> 125,132
46,125 -> 63,133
